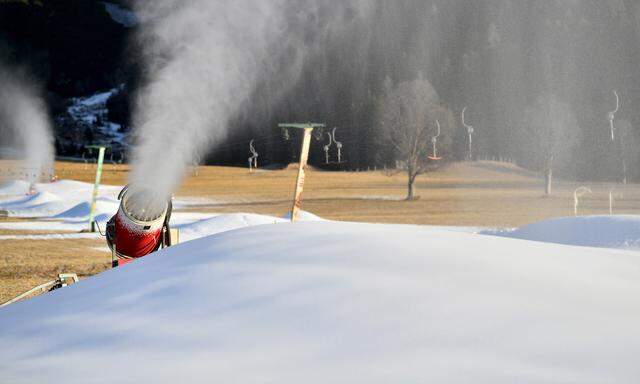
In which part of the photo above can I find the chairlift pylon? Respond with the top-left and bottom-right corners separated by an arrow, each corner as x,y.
332,127 -> 345,164
323,132 -> 333,164
427,120 -> 443,161
248,139 -> 258,171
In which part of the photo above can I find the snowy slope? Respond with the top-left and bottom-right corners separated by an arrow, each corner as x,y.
1,221 -> 640,383
486,215 -> 640,250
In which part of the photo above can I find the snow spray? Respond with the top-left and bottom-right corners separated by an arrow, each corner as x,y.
0,66 -> 54,182
127,0 -> 372,205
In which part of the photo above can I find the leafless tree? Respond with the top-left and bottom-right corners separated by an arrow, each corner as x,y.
378,76 -> 442,200
518,95 -> 579,195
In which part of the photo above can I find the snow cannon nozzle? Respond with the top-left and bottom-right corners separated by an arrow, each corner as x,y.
106,184 -> 173,266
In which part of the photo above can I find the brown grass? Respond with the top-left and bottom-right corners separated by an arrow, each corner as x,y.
0,238 -> 110,303
2,159 -> 640,303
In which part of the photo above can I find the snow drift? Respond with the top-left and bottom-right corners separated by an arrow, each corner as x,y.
486,215 -> 640,250
1,221 -> 640,383
0,180 -> 31,195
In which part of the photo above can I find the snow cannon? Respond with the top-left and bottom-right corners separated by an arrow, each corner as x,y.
106,185 -> 176,267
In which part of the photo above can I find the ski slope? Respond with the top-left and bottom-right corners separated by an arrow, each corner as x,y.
1,221 -> 640,383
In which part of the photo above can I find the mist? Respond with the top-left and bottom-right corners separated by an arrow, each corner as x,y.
128,0 -> 371,200
127,0 -> 640,192
0,66 -> 54,182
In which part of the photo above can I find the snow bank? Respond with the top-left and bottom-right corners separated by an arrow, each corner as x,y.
0,179 -> 120,219
0,180 -> 31,195
283,210 -> 325,221
0,191 -> 66,217
177,213 -> 285,241
485,215 -> 640,249
1,221 -> 640,383
0,191 -> 60,207
0,233 -> 101,241
53,198 -> 119,219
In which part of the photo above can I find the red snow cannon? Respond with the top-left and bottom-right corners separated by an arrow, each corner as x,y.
106,185 -> 173,267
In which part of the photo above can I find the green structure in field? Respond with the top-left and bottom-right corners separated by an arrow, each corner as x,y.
86,145 -> 108,232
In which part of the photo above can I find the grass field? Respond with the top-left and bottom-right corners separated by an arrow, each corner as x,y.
2,159 -> 639,303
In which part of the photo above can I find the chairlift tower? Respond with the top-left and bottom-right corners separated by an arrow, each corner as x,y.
278,123 -> 325,222
462,107 -> 474,161
323,132 -> 333,164
332,127 -> 343,164
248,139 -> 258,172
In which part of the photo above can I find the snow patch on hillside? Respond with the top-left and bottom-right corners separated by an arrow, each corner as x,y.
103,2 -> 138,27
66,87 -> 125,147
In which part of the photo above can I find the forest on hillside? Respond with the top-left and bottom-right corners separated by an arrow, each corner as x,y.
2,1 -> 640,182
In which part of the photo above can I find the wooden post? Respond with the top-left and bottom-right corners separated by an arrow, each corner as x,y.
279,122 -> 324,222
291,127 -> 312,222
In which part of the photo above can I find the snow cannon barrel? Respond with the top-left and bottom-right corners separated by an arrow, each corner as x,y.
106,185 -> 172,267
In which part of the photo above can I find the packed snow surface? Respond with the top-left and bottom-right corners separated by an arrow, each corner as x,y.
486,215 -> 640,249
1,222 -> 640,383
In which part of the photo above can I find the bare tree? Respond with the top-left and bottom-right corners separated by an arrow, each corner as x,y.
378,76 -> 443,200
517,95 -> 579,195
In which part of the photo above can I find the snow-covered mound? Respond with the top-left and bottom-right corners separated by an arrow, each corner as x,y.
0,191 -> 61,207
0,179 -> 31,195
53,198 -> 120,219
486,215 -> 640,249
177,213 -> 285,241
283,209 -> 325,221
2,222 -> 640,383
0,191 -> 65,217
0,180 -> 121,219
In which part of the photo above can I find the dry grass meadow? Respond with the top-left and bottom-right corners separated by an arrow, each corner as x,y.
2,159 -> 640,303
